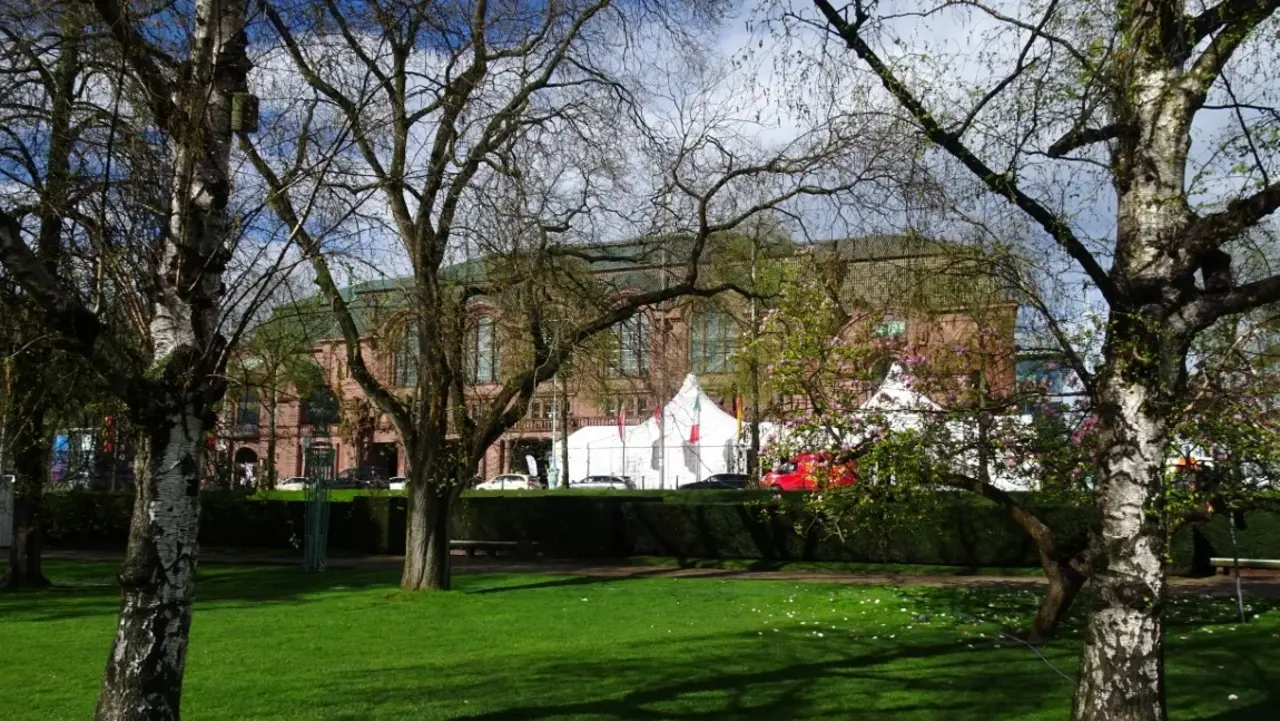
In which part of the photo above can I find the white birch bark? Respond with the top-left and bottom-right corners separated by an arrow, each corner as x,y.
93,0 -> 249,717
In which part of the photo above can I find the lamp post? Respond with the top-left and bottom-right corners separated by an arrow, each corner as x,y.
302,422 -> 335,572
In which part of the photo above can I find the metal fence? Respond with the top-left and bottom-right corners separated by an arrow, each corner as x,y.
0,476 -> 12,548
559,442 -> 745,489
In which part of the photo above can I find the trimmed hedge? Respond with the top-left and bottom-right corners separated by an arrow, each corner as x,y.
35,489 -> 1280,568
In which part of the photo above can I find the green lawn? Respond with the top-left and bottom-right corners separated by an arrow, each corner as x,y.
1,562 -> 1276,720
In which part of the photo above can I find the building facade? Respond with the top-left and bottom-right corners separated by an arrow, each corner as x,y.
218,237 -> 1017,485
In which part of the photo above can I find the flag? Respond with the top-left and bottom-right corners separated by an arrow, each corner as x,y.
617,405 -> 627,442
653,404 -> 662,423
689,395 -> 701,444
735,394 -> 743,438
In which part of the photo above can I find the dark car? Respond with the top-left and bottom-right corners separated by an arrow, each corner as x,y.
332,467 -> 390,489
680,473 -> 749,490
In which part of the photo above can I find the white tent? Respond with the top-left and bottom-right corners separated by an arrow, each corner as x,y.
553,374 -> 748,489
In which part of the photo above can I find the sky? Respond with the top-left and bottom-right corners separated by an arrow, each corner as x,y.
6,0 -> 1275,344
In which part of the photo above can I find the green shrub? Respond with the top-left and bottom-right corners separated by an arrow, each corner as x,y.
35,489 -> 1280,569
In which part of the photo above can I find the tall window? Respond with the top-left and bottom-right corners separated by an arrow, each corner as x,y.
691,311 -> 737,373
394,333 -> 418,388
469,316 -> 500,383
235,390 -> 260,428
302,388 -> 340,427
615,313 -> 650,377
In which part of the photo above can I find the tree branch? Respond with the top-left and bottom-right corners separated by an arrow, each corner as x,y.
1187,0 -> 1280,44
1182,180 -> 1280,256
1045,122 -> 1125,158
1183,0 -> 1280,110
0,209 -> 144,396
236,135 -> 415,442
1182,272 -> 1280,332
811,0 -> 1119,305
87,0 -> 177,128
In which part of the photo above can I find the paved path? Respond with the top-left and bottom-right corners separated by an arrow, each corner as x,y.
44,549 -> 1280,597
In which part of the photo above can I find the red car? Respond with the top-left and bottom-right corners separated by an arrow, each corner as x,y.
762,453 -> 856,491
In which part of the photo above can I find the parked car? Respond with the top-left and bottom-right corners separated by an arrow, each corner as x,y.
389,476 -> 407,491
680,473 -> 749,490
475,473 -> 540,491
274,476 -> 312,491
332,467 -> 389,490
571,475 -> 635,490
762,453 -> 856,491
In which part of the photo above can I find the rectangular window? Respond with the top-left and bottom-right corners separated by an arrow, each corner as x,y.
692,311 -> 737,373
604,395 -> 648,419
302,388 -> 340,427
615,314 -> 650,377
875,320 -> 906,337
235,391 -> 260,428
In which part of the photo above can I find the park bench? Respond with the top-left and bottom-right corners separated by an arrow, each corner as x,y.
1210,557 -> 1280,574
451,539 -> 539,559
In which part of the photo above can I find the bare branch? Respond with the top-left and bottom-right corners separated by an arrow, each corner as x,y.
1046,122 -> 1125,158
0,209 -> 143,394
811,0 -> 1119,305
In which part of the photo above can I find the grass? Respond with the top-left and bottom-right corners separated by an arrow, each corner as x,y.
624,556 -> 1046,576
1,563 -> 1277,720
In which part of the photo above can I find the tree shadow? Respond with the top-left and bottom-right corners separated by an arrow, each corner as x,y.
307,631 -> 1075,720
466,567 -> 680,594
0,561 -> 403,622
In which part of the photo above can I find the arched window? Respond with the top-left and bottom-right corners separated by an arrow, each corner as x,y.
469,316 -> 500,383
394,333 -> 418,388
691,311 -> 737,373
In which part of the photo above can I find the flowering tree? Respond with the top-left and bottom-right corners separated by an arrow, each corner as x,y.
790,1 -> 1280,715
752,250 -> 1100,643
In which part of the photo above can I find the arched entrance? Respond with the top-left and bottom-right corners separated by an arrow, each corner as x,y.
233,447 -> 259,489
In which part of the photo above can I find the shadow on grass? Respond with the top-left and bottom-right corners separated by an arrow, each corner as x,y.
316,632 -> 1075,720
0,562 -> 403,623
465,567 -> 756,594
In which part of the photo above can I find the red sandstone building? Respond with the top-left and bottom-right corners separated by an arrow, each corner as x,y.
218,236 -> 1016,485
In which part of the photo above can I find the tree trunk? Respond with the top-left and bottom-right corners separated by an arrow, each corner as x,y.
1072,370 -> 1170,721
2,409 -> 50,590
401,477 -> 454,590
559,381 -> 570,488
265,391 -> 278,490
95,408 -> 205,721
1028,551 -> 1092,645
91,0 -> 248,714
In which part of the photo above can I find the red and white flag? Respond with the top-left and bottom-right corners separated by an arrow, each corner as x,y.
689,395 -> 701,444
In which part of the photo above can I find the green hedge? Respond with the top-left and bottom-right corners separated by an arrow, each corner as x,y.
35,489 -> 1280,568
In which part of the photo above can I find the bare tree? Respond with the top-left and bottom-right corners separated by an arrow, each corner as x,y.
240,0 -> 922,590
788,0 -> 1280,717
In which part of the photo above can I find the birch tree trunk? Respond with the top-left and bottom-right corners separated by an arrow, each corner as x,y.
92,0 -> 249,717
1073,367 -> 1172,720
1072,20 -> 1192,716
95,410 -> 205,720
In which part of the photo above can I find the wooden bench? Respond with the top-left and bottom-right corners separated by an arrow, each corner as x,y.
1211,557 -> 1280,574
452,540 -> 538,559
